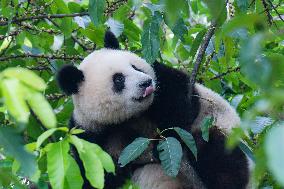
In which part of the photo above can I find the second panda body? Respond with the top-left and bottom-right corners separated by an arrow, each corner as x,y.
58,32 -> 250,189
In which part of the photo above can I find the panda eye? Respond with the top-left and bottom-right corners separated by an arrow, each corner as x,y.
112,73 -> 125,93
131,65 -> 144,73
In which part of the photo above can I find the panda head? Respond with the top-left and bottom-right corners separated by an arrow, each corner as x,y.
57,31 -> 156,127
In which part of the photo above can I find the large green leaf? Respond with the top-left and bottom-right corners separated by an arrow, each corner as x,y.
36,127 -> 69,149
0,127 -> 36,177
47,140 -> 83,189
2,67 -> 46,91
174,127 -> 197,159
89,0 -> 106,26
141,11 -> 162,63
265,124 -> 284,186
1,78 -> 30,123
70,135 -> 115,173
157,137 -> 182,177
200,116 -> 214,142
27,90 -> 56,128
69,135 -> 106,189
118,137 -> 150,167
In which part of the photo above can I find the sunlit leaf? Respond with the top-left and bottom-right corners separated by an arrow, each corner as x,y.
47,140 -> 83,189
2,67 -> 47,91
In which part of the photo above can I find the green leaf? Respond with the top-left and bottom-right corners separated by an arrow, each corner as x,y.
0,127 -> 36,177
2,67 -> 47,91
1,78 -> 30,123
70,135 -> 115,174
200,116 -> 214,142
170,17 -> 187,42
27,90 -> 56,128
203,0 -> 227,25
236,0 -> 249,12
69,135 -> 106,189
189,29 -> 206,58
157,137 -> 183,177
89,0 -> 106,26
165,0 -> 188,24
47,140 -> 83,189
174,127 -> 197,159
265,125 -> 284,186
141,11 -> 162,63
118,137 -> 150,167
36,127 -> 68,149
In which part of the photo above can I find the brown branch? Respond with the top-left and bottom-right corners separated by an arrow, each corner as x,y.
210,67 -> 241,80
188,22 -> 216,101
0,12 -> 89,26
262,0 -> 273,25
46,93 -> 67,100
267,0 -> 284,22
0,53 -> 83,61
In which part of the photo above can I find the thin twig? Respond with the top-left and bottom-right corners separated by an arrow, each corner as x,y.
188,22 -> 217,101
267,0 -> 284,22
210,67 -> 240,80
0,53 -> 83,61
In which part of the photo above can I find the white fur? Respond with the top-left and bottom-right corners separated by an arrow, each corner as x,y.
132,164 -> 183,189
191,83 -> 241,133
72,49 -> 156,130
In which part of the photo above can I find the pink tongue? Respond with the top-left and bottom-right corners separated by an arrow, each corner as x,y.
143,86 -> 155,97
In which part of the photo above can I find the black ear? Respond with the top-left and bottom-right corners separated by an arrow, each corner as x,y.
57,65 -> 84,95
104,30 -> 120,49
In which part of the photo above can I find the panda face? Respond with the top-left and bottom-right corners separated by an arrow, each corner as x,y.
72,49 -> 156,128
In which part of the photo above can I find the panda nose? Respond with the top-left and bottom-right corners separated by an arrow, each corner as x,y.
139,79 -> 152,88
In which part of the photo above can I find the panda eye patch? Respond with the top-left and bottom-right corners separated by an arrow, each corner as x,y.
112,73 -> 125,93
131,65 -> 144,73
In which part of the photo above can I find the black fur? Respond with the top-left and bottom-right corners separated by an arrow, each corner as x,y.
70,116 -> 141,189
191,127 -> 249,189
147,61 -> 200,130
112,73 -> 125,93
57,65 -> 84,95
104,30 -> 120,49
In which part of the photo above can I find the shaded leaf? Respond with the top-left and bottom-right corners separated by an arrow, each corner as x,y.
265,125 -> 284,186
141,11 -> 162,63
200,116 -> 214,142
89,0 -> 105,26
174,127 -> 197,159
0,127 -> 36,177
118,137 -> 150,167
157,137 -> 182,177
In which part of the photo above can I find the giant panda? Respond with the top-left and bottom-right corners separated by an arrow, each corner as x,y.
57,31 -> 250,189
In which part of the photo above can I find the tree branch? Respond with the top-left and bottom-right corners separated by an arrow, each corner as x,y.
0,12 -> 89,26
210,67 -> 240,80
0,53 -> 83,61
188,22 -> 216,100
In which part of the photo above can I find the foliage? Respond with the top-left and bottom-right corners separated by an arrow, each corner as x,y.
0,0 -> 283,188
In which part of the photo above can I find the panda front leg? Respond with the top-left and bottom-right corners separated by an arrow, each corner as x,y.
192,127 -> 250,189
